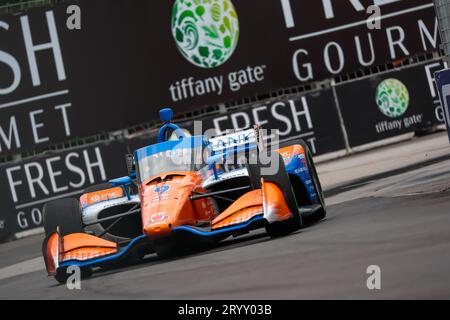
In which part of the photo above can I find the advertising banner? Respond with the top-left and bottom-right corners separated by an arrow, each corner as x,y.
0,141 -> 130,233
335,60 -> 445,147
1,55 -> 445,236
195,88 -> 346,155
0,0 -> 439,156
284,0 -> 438,82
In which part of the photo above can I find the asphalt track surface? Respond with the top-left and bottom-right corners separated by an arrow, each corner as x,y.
1,158 -> 450,299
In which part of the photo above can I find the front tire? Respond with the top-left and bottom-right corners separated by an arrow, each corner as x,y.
43,198 -> 83,237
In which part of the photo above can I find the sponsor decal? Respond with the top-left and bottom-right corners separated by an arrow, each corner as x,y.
168,65 -> 266,102
155,186 -> 170,194
85,187 -> 124,206
209,128 -> 256,152
150,212 -> 168,223
279,146 -> 295,159
374,79 -> 423,134
376,79 -> 410,118
172,0 -> 239,68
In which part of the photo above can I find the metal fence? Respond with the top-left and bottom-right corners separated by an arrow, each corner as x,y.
0,1 -> 445,165
434,0 -> 450,63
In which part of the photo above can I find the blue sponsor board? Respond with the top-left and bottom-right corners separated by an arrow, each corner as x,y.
435,68 -> 450,142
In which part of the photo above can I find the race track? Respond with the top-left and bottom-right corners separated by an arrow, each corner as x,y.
1,156 -> 450,299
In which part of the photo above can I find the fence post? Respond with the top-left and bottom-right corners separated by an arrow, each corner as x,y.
434,0 -> 450,64
331,79 -> 352,155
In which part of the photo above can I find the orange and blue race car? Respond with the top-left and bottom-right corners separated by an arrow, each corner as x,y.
42,108 -> 326,283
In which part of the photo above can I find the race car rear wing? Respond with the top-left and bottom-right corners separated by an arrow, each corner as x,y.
205,126 -> 264,180
208,126 -> 265,158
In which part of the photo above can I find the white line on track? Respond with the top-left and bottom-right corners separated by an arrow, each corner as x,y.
0,257 -> 44,282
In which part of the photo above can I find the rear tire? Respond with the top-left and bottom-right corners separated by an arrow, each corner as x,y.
278,138 -> 326,225
43,198 -> 83,237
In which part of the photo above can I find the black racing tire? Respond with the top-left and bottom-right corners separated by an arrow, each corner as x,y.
43,198 -> 83,237
83,183 -> 114,194
277,138 -> 327,225
248,152 -> 302,238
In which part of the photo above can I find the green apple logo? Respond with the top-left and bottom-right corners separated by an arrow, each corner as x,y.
376,79 -> 410,118
171,0 -> 239,68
